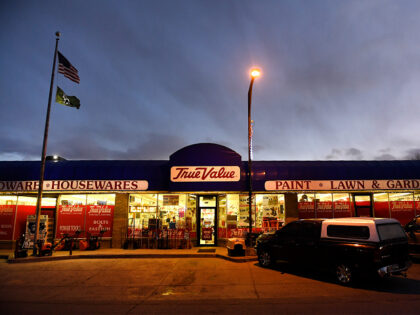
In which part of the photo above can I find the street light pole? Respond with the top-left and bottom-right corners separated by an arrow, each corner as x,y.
247,68 -> 260,236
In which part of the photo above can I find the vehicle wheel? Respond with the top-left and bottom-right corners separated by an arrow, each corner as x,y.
258,250 -> 273,268
335,263 -> 353,285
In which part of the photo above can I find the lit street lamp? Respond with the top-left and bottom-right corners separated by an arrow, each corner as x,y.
248,68 -> 261,236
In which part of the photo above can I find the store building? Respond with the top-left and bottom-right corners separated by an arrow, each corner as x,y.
0,143 -> 419,249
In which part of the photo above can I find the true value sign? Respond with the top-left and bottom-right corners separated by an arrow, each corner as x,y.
170,166 -> 241,182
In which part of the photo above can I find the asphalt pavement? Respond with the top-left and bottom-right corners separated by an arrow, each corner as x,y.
0,256 -> 419,315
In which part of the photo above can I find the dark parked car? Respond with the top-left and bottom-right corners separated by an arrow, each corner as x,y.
255,218 -> 412,284
404,215 -> 420,253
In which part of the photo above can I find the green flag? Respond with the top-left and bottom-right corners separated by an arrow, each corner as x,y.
55,86 -> 80,109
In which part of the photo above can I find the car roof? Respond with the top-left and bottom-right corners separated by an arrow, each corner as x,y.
322,217 -> 400,225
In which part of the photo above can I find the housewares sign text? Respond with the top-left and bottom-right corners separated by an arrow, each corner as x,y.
0,180 -> 148,192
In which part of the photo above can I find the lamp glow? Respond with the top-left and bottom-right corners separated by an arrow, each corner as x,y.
250,68 -> 261,78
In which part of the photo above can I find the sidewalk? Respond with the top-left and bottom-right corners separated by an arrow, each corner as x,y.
1,247 -> 258,264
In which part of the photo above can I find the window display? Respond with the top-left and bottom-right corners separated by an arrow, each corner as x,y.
128,194 -> 157,237
57,194 -> 115,238
86,194 -> 115,237
389,192 -> 414,225
256,194 -> 284,232
298,193 -> 316,218
224,194 -> 284,237
57,195 -> 86,236
187,195 -> 196,237
159,194 -> 187,229
14,196 -> 56,241
373,193 -> 389,218
0,196 -> 17,240
315,193 -> 333,218
333,193 -> 352,218
218,195 -> 227,238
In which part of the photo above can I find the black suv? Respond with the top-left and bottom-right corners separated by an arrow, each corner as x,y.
255,218 -> 412,284
404,215 -> 420,253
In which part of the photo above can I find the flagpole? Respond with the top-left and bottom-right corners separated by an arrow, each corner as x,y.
32,31 -> 60,256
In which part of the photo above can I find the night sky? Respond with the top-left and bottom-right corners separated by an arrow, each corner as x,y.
1,0 -> 419,161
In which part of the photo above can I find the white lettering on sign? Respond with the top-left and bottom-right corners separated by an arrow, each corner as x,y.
265,179 -> 420,191
170,166 -> 240,182
0,180 -> 148,192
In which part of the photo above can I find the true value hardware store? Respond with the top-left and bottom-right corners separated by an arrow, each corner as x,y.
0,143 -> 419,249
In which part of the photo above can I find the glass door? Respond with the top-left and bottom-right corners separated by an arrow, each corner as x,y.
353,194 -> 373,217
197,196 -> 217,246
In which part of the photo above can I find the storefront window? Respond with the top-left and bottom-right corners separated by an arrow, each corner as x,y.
59,194 -> 86,206
238,194 -> 254,229
12,196 -> 57,241
87,194 -> 115,205
256,194 -> 285,231
332,193 -> 352,218
57,195 -> 86,236
218,195 -> 227,238
415,193 -> 420,216
158,194 -> 187,229
187,195 -> 196,238
0,196 -> 17,240
129,194 -> 157,237
298,193 -> 315,219
0,195 -> 17,205
389,192 -> 414,225
373,193 -> 389,218
86,194 -> 115,237
226,194 -> 241,237
315,193 -> 333,218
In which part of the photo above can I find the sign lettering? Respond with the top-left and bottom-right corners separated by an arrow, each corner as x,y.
0,180 -> 148,192
171,166 -> 240,182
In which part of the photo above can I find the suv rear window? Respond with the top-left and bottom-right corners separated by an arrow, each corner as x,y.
327,225 -> 370,239
377,223 -> 406,241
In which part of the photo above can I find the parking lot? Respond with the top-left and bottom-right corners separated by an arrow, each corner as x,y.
0,257 -> 419,314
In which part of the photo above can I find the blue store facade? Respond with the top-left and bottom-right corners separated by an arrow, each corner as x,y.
0,143 -> 419,249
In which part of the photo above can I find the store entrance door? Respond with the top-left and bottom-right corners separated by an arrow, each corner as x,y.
197,195 -> 217,246
353,194 -> 373,217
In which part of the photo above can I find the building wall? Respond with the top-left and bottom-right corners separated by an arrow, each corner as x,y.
112,193 -> 129,248
284,193 -> 298,224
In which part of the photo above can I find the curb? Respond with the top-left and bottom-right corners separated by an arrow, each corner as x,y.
7,253 -> 258,264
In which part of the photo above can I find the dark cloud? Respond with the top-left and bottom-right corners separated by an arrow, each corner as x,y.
405,148 -> 420,160
47,132 -> 188,160
374,154 -> 396,160
1,1 -> 420,161
0,135 -> 40,160
325,148 -> 363,160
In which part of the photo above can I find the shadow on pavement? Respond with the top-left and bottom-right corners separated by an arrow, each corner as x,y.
254,261 -> 420,294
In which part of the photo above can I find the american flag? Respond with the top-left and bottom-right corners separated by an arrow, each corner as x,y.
57,51 -> 80,84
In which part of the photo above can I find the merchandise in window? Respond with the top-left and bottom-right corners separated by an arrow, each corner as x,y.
315,193 -> 333,218
158,194 -> 187,229
298,193 -> 315,219
128,194 -> 157,237
256,194 -> 285,232
389,193 -> 414,225
332,193 -> 352,218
